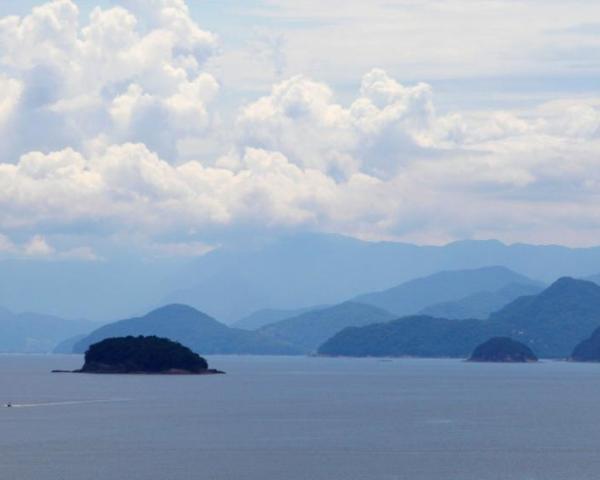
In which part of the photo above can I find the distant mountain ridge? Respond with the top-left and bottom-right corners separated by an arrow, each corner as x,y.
353,266 -> 542,316
5,233 -> 600,322
72,304 -> 300,356
233,305 -> 326,330
319,277 -> 600,359
319,315 -> 502,358
258,302 -> 395,353
0,308 -> 95,353
419,282 -> 543,319
488,277 -> 600,357
162,235 -> 600,322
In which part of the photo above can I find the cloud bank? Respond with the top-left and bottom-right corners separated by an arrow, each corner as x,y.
1,0 -> 600,256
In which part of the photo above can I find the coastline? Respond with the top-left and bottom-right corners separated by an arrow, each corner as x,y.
51,368 -> 225,375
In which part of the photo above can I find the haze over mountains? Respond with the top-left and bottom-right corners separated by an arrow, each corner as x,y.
0,308 -> 96,353
0,263 -> 548,355
52,270 -> 600,359
72,304 -> 300,356
319,278 -> 600,359
242,267 -> 541,354
353,266 -> 542,317
164,235 -> 600,322
419,283 -> 543,320
4,234 -> 600,355
258,302 -> 395,353
233,306 -> 325,331
4,234 -> 600,323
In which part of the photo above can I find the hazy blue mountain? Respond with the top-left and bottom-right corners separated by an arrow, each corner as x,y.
232,305 -> 325,330
6,233 -> 600,322
319,278 -> 600,359
354,266 -> 541,316
0,309 -> 96,353
53,334 -> 89,354
162,235 -> 600,322
319,315 -> 502,358
419,282 -> 543,319
72,304 -> 300,355
585,273 -> 600,286
258,302 -> 395,353
488,277 -> 600,357
0,255 -> 190,322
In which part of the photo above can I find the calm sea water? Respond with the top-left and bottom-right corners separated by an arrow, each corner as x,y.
1,354 -> 600,480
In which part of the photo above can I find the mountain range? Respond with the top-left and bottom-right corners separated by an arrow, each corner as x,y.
319,277 -> 600,359
5,233 -> 600,322
419,282 -> 543,319
4,232 -> 600,355
165,235 -> 600,322
232,306 -> 325,330
56,266 -> 581,357
0,265 -> 549,355
353,266 -> 542,316
0,308 -> 96,353
71,304 -> 300,356
257,302 -> 395,353
224,267 -> 539,354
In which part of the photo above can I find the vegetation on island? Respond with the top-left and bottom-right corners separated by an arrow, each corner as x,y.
468,337 -> 538,362
78,335 -> 220,374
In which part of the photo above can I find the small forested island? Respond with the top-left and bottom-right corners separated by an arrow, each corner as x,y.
58,336 -> 224,374
571,327 -> 600,362
468,337 -> 538,363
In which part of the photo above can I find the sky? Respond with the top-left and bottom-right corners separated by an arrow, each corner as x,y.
0,0 -> 600,263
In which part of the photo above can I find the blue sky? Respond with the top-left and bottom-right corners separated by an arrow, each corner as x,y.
0,0 -> 599,261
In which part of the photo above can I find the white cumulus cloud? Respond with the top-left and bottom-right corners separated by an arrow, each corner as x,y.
236,69 -> 435,179
2,1 -> 600,250
0,0 -> 218,162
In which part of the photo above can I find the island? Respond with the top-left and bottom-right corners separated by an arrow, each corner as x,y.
571,327 -> 600,362
468,337 -> 538,363
55,336 -> 224,374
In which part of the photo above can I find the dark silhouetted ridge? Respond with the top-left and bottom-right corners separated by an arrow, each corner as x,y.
77,336 -> 220,374
469,337 -> 538,362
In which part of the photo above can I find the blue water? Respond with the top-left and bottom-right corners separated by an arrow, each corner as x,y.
1,354 -> 600,480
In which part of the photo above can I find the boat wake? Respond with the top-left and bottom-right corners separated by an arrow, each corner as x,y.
4,399 -> 129,408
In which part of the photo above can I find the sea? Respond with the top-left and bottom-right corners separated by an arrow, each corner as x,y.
1,354 -> 599,480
